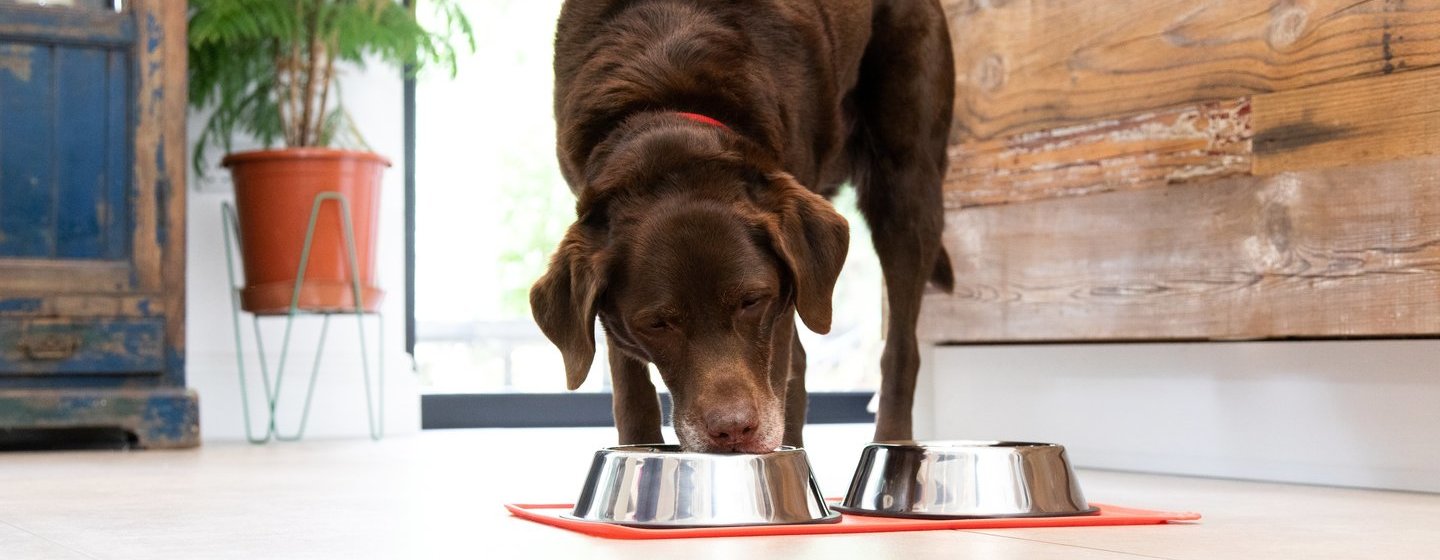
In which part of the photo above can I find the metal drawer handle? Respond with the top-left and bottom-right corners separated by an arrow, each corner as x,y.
18,334 -> 81,361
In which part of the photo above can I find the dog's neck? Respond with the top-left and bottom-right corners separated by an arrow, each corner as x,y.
675,112 -> 729,130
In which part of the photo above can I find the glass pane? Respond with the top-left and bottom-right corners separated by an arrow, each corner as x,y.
415,0 -> 882,395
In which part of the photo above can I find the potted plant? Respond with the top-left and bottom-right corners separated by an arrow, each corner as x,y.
189,0 -> 471,313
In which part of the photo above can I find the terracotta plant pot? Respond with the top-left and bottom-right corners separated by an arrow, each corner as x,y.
222,148 -> 390,315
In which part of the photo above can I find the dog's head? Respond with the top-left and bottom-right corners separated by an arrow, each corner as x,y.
530,117 -> 848,452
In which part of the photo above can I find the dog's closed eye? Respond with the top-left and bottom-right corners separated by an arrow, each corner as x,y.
637,310 -> 679,334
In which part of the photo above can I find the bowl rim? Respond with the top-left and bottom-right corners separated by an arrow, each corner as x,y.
598,444 -> 809,460
866,440 -> 1063,450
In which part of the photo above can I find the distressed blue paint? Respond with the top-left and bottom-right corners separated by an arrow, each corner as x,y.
154,144 -> 168,245
0,388 -> 199,448
0,318 -> 164,375
0,42 -> 57,257
104,50 -> 129,260
163,346 -> 184,387
0,40 -> 130,260
145,12 -> 160,53
142,392 -> 190,441
0,374 -> 161,391
54,394 -> 104,416
55,46 -> 110,259
136,298 -> 151,316
0,298 -> 43,313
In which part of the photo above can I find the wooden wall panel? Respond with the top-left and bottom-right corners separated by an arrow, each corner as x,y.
946,66 -> 1440,208
1253,67 -> 1440,174
943,0 -> 1440,142
920,157 -> 1440,342
944,99 -> 1253,208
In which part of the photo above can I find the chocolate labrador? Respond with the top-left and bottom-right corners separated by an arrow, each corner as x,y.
532,0 -> 954,452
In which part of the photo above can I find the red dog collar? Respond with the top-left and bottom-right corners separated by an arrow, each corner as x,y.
676,111 -> 729,130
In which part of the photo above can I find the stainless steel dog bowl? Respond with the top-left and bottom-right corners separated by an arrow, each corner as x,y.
836,440 -> 1097,518
568,444 -> 840,528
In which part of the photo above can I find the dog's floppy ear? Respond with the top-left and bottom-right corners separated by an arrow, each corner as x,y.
530,223 -> 607,390
759,172 -> 850,334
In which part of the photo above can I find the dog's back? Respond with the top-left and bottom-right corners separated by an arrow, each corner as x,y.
553,0 -> 876,196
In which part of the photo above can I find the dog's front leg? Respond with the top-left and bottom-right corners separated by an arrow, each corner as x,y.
783,329 -> 807,448
608,337 -> 664,445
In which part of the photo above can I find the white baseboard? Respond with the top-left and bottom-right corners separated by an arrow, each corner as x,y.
927,340 -> 1440,492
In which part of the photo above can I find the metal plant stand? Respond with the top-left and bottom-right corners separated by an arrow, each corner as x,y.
221,192 -> 384,443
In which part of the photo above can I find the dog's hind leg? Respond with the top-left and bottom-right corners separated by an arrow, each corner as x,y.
608,338 -> 664,445
783,330 -> 807,447
849,0 -> 955,442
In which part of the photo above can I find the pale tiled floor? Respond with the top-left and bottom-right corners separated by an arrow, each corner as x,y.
2,425 -> 1438,559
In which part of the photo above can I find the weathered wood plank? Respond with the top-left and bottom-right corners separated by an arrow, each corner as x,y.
944,99 -> 1252,208
0,318 -> 165,375
920,157 -> 1440,342
0,296 -> 162,318
943,0 -> 1440,142
0,388 -> 199,448
130,0 -> 164,294
0,260 -> 130,293
0,4 -> 134,48
152,0 -> 189,385
1253,66 -> 1440,174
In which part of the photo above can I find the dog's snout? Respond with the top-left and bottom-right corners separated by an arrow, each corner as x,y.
703,404 -> 759,449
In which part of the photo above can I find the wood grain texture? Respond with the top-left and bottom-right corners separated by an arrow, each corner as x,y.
1253,66 -> 1440,174
131,0 -> 164,295
920,157 -> 1440,343
0,296 -> 161,318
0,261 -> 131,293
0,4 -> 134,47
151,0 -> 188,384
944,99 -> 1253,208
942,0 -> 1440,142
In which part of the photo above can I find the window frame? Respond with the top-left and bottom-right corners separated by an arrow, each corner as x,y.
402,19 -> 877,430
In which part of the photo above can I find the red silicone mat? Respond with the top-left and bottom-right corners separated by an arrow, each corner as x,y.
506,502 -> 1200,540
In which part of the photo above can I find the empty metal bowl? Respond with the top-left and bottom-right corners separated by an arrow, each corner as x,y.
836,440 -> 1097,519
568,444 -> 840,528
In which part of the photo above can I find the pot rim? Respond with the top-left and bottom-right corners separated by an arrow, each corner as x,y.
221,147 -> 392,168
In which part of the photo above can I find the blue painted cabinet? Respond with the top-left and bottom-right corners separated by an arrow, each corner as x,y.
0,1 -> 196,447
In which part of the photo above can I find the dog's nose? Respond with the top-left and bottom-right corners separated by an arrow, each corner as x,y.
704,405 -> 759,450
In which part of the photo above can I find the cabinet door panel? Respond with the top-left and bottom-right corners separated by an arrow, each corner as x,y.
0,42 -> 56,258
0,41 -> 129,262
55,46 -> 120,259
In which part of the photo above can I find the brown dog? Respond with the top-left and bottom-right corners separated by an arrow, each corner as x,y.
532,0 -> 954,452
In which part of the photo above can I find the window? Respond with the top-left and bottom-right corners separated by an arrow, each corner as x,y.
411,0 -> 880,426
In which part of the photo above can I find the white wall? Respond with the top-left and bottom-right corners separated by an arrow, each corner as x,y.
186,63 -> 420,442
922,340 -> 1440,492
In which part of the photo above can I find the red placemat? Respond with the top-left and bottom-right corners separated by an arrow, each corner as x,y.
506,502 -> 1200,540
